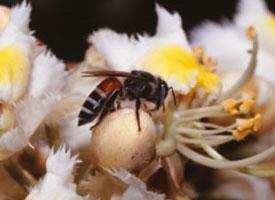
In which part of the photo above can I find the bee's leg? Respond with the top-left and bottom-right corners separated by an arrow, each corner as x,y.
149,103 -> 161,112
90,105 -> 111,130
135,98 -> 141,131
90,90 -> 120,130
115,88 -> 124,109
116,100 -> 121,109
143,103 -> 152,116
162,103 -> 165,112
169,87 -> 177,106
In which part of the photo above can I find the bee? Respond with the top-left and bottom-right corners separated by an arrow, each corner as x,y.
78,70 -> 176,131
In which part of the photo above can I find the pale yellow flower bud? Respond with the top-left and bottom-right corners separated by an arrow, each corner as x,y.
91,108 -> 157,172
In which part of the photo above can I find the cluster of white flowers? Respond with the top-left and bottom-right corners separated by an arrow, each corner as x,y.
0,0 -> 274,200
0,1 -> 67,161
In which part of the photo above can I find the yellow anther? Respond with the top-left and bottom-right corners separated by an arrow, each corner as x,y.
221,98 -> 238,114
252,113 -> 261,131
193,46 -> 216,72
239,99 -> 254,114
246,26 -> 256,40
233,129 -> 251,141
233,114 -> 261,141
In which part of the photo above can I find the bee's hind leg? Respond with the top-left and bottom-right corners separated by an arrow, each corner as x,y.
90,90 -> 120,130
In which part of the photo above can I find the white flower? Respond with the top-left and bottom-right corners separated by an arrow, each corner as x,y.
0,1 -> 34,101
58,117 -> 91,151
191,0 -> 275,85
26,146 -> 87,200
0,1 -> 67,161
89,4 -> 221,97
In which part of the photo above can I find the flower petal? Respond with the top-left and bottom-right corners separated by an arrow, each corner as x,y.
0,95 -> 57,161
107,168 -> 165,200
28,50 -> 67,98
26,146 -> 87,200
88,29 -> 137,71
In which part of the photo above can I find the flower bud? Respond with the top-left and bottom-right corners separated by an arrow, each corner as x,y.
91,108 -> 157,172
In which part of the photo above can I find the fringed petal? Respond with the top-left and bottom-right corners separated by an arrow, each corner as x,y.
0,95 -> 57,161
26,146 -> 87,200
28,50 -> 67,98
88,29 -> 137,71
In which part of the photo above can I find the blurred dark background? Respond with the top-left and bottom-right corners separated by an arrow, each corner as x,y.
1,0 -> 275,62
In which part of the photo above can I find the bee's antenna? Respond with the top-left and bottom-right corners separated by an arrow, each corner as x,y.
169,87 -> 177,106
81,70 -> 146,81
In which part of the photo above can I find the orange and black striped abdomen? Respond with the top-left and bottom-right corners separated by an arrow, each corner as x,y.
78,78 -> 123,126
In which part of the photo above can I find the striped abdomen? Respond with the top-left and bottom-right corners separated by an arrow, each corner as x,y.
78,78 -> 122,126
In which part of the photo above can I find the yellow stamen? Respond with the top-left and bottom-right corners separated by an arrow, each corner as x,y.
239,99 -> 254,114
193,46 -> 216,72
252,113 -> 261,131
221,98 -> 238,114
246,26 -> 256,40
233,114 -> 261,141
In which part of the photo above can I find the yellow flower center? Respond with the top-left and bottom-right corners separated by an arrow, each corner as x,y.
141,45 -> 220,94
0,45 -> 29,101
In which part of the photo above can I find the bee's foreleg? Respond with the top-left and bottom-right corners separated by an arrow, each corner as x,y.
135,98 -> 141,131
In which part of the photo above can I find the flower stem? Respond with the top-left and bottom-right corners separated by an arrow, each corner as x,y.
176,143 -> 275,169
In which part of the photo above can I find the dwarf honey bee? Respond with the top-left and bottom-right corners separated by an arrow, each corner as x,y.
78,70 -> 176,130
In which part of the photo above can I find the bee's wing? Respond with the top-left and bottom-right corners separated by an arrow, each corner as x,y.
82,70 -> 145,80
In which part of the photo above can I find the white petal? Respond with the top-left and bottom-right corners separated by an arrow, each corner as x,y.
235,0 -> 275,54
9,1 -> 32,33
88,29 -> 137,71
191,20 -> 275,85
0,95 -> 57,160
16,95 -> 57,136
191,21 -> 250,72
107,169 -> 165,200
217,170 -> 275,200
135,5 -> 191,64
89,4 -> 191,72
154,4 -> 190,50
26,146 -> 87,200
64,62 -> 103,96
46,146 -> 80,178
237,0 -> 267,15
28,50 -> 67,98
155,4 -> 182,36
0,1 -> 35,52
58,117 -> 91,151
